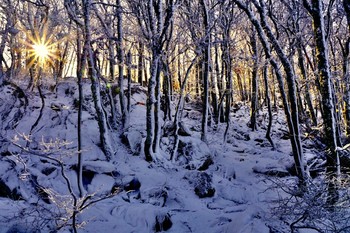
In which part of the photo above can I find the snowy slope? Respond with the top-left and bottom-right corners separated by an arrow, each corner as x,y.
0,79 -> 323,233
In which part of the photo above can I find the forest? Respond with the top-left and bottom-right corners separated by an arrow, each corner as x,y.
0,0 -> 350,232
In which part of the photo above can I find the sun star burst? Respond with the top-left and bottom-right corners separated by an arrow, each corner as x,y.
33,43 -> 49,61
20,25 -> 60,69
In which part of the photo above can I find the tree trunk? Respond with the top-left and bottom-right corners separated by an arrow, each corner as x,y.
342,0 -> 350,136
138,42 -> 144,86
117,0 -> 127,128
304,0 -> 339,203
253,0 -> 304,181
76,29 -> 86,197
153,59 -> 162,153
107,39 -> 117,128
162,61 -> 172,121
211,68 -> 219,124
222,22 -> 233,140
83,0 -> 113,161
126,51 -> 132,117
263,65 -> 275,149
171,57 -> 197,161
210,34 -> 219,124
144,54 -> 160,161
131,0 -> 175,162
297,37 -> 317,126
236,72 -> 245,102
200,0 -> 210,143
215,43 -> 224,123
195,63 -> 201,97
250,30 -> 259,131
234,0 -> 306,182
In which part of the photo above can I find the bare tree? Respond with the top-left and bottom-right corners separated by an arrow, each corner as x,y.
116,0 -> 128,128
233,0 -> 306,182
0,0 -> 19,84
83,0 -> 113,160
303,0 -> 340,203
199,0 -> 210,142
128,0 -> 177,161
342,0 -> 350,136
65,0 -> 113,160
249,29 -> 259,131
218,1 -> 235,141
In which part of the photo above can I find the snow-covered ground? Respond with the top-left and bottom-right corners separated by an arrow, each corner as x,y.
0,79 -> 327,233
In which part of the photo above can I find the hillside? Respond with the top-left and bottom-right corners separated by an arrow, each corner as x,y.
0,79 -> 334,233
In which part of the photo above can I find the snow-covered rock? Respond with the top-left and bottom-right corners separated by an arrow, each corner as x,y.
185,171 -> 215,198
142,186 -> 168,207
83,160 -> 116,173
177,136 -> 213,170
121,130 -> 142,155
252,165 -> 290,177
163,121 -> 192,137
155,213 -> 172,232
0,179 -> 21,200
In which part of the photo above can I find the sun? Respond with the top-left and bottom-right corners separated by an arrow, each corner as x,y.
27,37 -> 56,68
20,25 -> 60,69
33,43 -> 49,62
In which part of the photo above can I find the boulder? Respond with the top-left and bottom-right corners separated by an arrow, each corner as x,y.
340,154 -> 350,173
6,224 -> 39,233
198,157 -> 214,171
82,170 -> 96,189
0,141 -> 11,156
124,177 -> 141,192
83,161 -> 116,173
143,187 -> 168,207
178,121 -> 192,136
0,179 -> 14,199
155,213 -> 172,232
121,130 -> 142,155
55,81 -> 76,97
194,173 -> 215,198
253,165 -> 290,178
186,172 -> 215,198
233,128 -> 250,141
41,167 -> 56,176
177,137 -> 213,171
122,177 -> 141,202
71,161 -> 118,190
0,179 -> 21,201
162,121 -> 192,137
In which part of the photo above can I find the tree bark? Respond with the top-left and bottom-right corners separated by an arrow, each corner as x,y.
144,54 -> 160,161
200,0 -> 210,143
76,29 -> 86,197
138,42 -> 144,85
117,0 -> 127,128
304,0 -> 339,203
264,65 -> 275,149
250,30 -> 259,131
83,0 -> 113,161
126,51 -> 132,115
297,37 -> 317,126
342,0 -> 350,136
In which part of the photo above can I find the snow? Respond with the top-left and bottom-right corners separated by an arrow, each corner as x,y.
0,80 -> 331,233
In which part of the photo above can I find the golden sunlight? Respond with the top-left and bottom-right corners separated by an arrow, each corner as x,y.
20,25 -> 60,69
28,38 -> 56,67
33,43 -> 49,62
